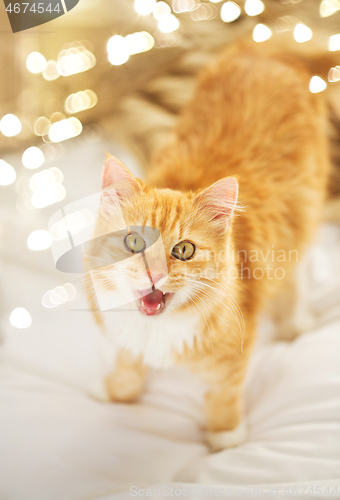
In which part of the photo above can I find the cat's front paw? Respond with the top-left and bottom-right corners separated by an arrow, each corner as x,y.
206,420 -> 248,451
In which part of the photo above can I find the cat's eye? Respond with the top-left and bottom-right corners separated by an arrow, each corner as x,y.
171,241 -> 195,261
124,232 -> 146,253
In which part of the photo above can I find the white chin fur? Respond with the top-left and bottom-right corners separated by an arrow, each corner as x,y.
206,420 -> 248,451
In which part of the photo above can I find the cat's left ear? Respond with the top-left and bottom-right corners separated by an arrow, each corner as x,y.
194,177 -> 238,231
102,153 -> 142,199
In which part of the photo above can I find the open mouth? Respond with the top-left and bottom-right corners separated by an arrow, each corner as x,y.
136,289 -> 174,316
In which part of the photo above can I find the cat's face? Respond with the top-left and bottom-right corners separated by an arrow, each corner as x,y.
87,155 -> 238,318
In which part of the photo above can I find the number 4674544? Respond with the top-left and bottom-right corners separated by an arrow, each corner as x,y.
6,3 -> 61,14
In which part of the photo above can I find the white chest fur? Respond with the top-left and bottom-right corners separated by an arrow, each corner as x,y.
105,309 -> 200,368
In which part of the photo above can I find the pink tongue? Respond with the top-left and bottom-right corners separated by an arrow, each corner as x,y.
142,289 -> 163,309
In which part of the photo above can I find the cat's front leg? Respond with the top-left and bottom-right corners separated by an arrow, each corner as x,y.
201,347 -> 252,451
105,349 -> 148,403
205,379 -> 248,451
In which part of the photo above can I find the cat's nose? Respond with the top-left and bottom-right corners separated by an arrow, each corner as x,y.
147,270 -> 167,287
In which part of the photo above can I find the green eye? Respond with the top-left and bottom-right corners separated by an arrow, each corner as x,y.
124,232 -> 146,253
172,241 -> 195,261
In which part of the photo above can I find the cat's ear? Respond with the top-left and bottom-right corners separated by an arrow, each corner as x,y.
102,153 -> 142,199
194,177 -> 238,231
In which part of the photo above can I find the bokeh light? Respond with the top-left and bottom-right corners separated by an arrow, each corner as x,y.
328,33 -> 340,51
134,0 -> 157,15
309,76 -> 327,93
153,1 -> 171,19
320,0 -> 340,17
0,114 -> 22,137
293,23 -> 312,43
0,160 -> 16,186
252,23 -> 272,42
328,66 -> 340,82
57,43 -> 96,77
9,308 -> 32,329
42,283 -> 77,308
49,209 -> 94,241
22,147 -> 45,169
34,117 -> 51,136
107,35 -> 130,65
245,0 -> 264,16
48,117 -> 83,142
220,1 -> 241,22
126,32 -> 155,55
65,89 -> 98,114
158,13 -> 180,33
42,60 -> 60,81
172,0 -> 197,13
27,229 -> 52,251
191,3 -> 217,21
26,52 -> 46,74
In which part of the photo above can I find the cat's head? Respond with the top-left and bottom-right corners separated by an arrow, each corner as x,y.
88,155 -> 238,317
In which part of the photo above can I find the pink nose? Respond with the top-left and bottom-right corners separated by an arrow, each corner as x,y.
149,272 -> 166,286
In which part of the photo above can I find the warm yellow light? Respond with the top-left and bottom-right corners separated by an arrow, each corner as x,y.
27,229 -> 51,251
26,51 -> 46,74
65,89 -> 98,114
293,23 -> 312,43
309,76 -> 327,93
153,1 -> 171,19
126,32 -> 155,55
158,13 -> 180,33
48,118 -> 82,143
0,159 -> 16,186
252,23 -> 272,42
0,114 -> 22,137
172,0 -> 197,13
34,117 -> 51,136
57,43 -> 96,77
320,0 -> 340,17
328,33 -> 340,51
245,0 -> 264,16
10,308 -> 32,329
43,60 -> 60,81
31,184 -> 66,208
328,66 -> 340,82
220,1 -> 241,22
134,0 -> 157,15
22,147 -> 44,170
29,167 -> 63,192
107,35 -> 129,65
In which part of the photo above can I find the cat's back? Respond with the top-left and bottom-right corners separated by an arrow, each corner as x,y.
150,41 -> 328,193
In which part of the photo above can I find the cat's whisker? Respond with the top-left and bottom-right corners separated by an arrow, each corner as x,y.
183,290 -> 215,365
185,279 -> 242,345
185,275 -> 245,339
188,285 -> 242,345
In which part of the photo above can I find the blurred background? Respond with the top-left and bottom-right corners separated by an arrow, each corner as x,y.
0,0 -> 339,378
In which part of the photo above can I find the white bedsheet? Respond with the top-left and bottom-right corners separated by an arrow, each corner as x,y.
0,142 -> 339,499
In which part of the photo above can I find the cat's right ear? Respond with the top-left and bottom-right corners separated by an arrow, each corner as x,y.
102,154 -> 142,200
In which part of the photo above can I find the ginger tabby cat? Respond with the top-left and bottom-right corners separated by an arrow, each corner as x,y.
87,41 -> 333,450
